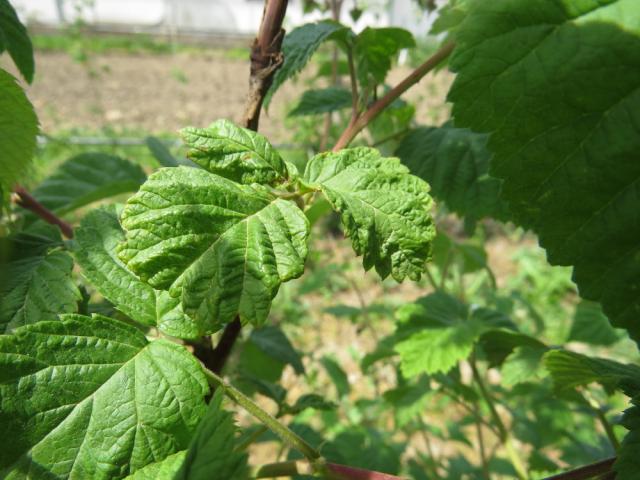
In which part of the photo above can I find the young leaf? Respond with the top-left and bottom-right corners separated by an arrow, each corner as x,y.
181,119 -> 289,185
175,390 -> 248,480
74,205 -> 203,338
395,124 -> 508,230
354,27 -> 415,87
118,167 -> 309,331
303,147 -> 435,281
124,451 -> 186,480
249,325 -> 305,375
0,68 -> 38,205
0,314 -> 208,478
447,0 -> 640,339
265,21 -> 349,107
0,249 -> 80,333
30,153 -> 147,216
288,87 -> 352,117
0,0 -> 34,83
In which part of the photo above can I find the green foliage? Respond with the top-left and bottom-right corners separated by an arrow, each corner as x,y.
448,0 -> 640,339
0,69 -> 38,207
118,166 -> 309,331
569,301 -> 624,346
289,87 -> 352,116
617,400 -> 640,477
145,136 -> 180,167
124,452 -> 186,480
0,314 -> 208,478
175,390 -> 248,480
396,124 -> 507,231
0,0 -> 34,82
0,249 -> 79,333
265,21 -> 348,107
181,119 -> 290,185
30,153 -> 147,216
354,27 -> 415,88
249,325 -> 305,375
303,148 -> 435,281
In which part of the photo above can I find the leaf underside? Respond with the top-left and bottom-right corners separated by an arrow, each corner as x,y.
447,0 -> 640,339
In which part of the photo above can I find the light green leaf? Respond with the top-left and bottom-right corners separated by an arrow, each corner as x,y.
616,400 -> 640,479
0,0 -> 34,83
500,346 -> 547,387
74,205 -> 202,338
0,314 -> 208,479
354,27 -> 415,86
289,87 -> 352,116
395,293 -> 483,376
543,350 -> 640,396
395,124 -> 508,230
0,249 -> 80,333
303,147 -> 435,281
31,153 -> 146,216
118,167 -> 309,331
249,325 -> 305,375
175,389 -> 248,480
568,301 -> 624,346
124,451 -> 186,480
265,21 -> 349,107
0,68 -> 38,205
181,119 -> 288,185
447,0 -> 640,339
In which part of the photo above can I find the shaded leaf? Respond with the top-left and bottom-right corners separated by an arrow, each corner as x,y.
289,87 -> 352,117
568,301 -> 624,346
0,0 -> 34,82
249,325 -> 305,375
286,393 -> 336,414
354,27 -> 415,87
0,314 -> 208,478
321,356 -> 350,398
145,136 -> 180,167
118,167 -> 309,331
615,400 -> 640,478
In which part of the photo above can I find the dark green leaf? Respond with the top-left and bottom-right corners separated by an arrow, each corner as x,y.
0,249 -> 80,333
249,326 -> 305,375
286,394 -> 336,415
396,124 -> 508,230
181,119 -> 289,185
175,390 -> 248,480
145,136 -> 180,167
448,0 -> 640,339
354,27 -> 415,87
321,356 -> 350,398
0,314 -> 208,478
615,400 -> 640,478
0,0 -> 34,82
265,21 -> 349,107
303,147 -> 435,281
569,301 -> 624,346
289,87 -> 352,116
118,167 -> 309,331
31,153 -> 146,216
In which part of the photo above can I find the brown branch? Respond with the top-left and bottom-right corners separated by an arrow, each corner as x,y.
332,41 -> 455,151
203,0 -> 290,374
13,185 -> 74,238
542,458 -> 616,480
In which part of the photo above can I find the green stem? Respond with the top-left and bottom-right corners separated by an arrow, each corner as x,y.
470,356 -> 529,480
583,391 -> 620,451
236,425 -> 268,452
203,368 -> 321,462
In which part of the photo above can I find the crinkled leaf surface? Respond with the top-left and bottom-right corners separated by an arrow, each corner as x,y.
181,120 -> 288,185
118,166 -> 309,331
0,0 -> 34,82
265,21 -> 348,107
175,390 -> 248,480
74,205 -> 202,338
0,314 -> 208,479
303,147 -> 434,281
289,87 -> 352,117
30,153 -> 146,216
395,124 -> 508,230
124,451 -> 185,480
0,68 -> 37,205
448,0 -> 640,339
0,249 -> 80,333
354,27 -> 415,87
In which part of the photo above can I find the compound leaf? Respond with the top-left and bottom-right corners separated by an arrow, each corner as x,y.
354,27 -> 415,87
0,0 -> 34,83
289,87 -> 352,116
447,0 -> 640,339
0,249 -> 80,333
303,147 -> 435,281
0,314 -> 208,479
175,390 -> 248,480
181,119 -> 289,185
31,153 -> 147,216
118,167 -> 309,331
0,68 -> 37,206
395,124 -> 508,230
74,205 -> 202,338
265,21 -> 349,107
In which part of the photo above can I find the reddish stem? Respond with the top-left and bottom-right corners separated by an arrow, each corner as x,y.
542,457 -> 616,480
13,185 -> 74,238
327,463 -> 407,480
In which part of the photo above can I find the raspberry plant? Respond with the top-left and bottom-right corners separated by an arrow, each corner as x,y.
1,0 -> 640,479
